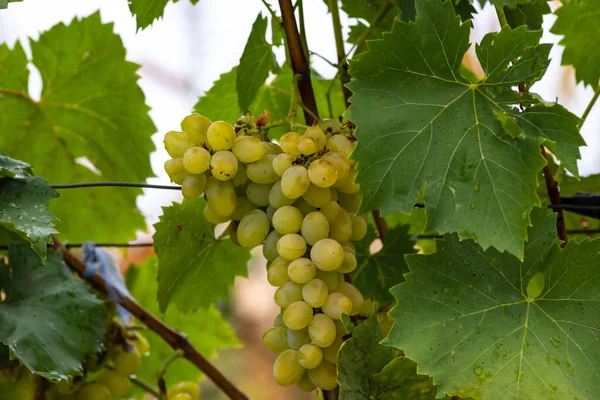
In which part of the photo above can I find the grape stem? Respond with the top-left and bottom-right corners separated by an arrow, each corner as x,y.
580,85 -> 600,127
51,237 -> 249,400
541,147 -> 568,247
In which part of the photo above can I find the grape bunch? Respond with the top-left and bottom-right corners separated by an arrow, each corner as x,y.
164,113 -> 368,392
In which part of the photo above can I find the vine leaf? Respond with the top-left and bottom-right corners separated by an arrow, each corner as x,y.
128,0 -> 200,30
0,13 -> 156,243
551,0 -> 600,87
338,312 -> 442,399
504,0 -> 551,30
153,198 -> 251,314
353,224 -> 416,302
0,245 -> 107,380
384,207 -> 600,399
237,15 -> 278,110
347,0 -> 583,259
126,257 -> 239,386
0,157 -> 58,261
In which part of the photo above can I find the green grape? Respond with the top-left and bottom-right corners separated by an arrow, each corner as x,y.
334,282 -> 364,316
269,180 -> 296,209
246,182 -> 272,206
338,191 -> 361,214
287,257 -> 316,284
297,136 -> 317,155
330,188 -> 339,202
301,211 -> 330,246
318,118 -> 342,133
274,281 -> 303,308
277,234 -> 307,260
113,346 -> 140,375
268,259 -> 291,286
304,126 -> 326,150
232,135 -> 265,163
263,142 -> 283,155
164,158 -> 189,184
205,178 -> 237,217
322,293 -> 353,320
55,379 -> 77,394
228,221 -> 240,245
272,206 -> 303,235
337,168 -> 359,194
207,121 -> 236,150
279,132 -> 301,156
308,361 -> 338,390
302,185 -> 331,208
334,319 -> 347,337
329,208 -> 352,243
337,251 -> 357,273
182,146 -> 211,174
296,371 -> 317,392
266,205 -> 276,221
310,238 -> 344,271
319,201 -> 341,224
263,327 -> 291,354
181,174 -> 207,199
272,153 -> 296,176
273,312 -> 286,328
273,350 -> 305,386
302,278 -> 328,308
281,165 -> 310,199
322,152 -> 350,181
293,196 -> 317,216
287,327 -> 311,350
131,332 -> 150,356
314,270 -> 342,292
263,230 -> 282,261
181,113 -> 212,147
359,298 -> 375,318
378,312 -> 394,337
232,163 -> 248,189
210,150 -> 238,181
77,383 -> 111,400
164,131 -> 195,158
172,394 -> 193,400
298,343 -> 323,369
322,336 -> 343,364
204,204 -> 228,224
308,159 -> 338,188
231,196 -> 257,221
97,370 -> 131,396
326,134 -> 353,158
247,154 -> 279,184
350,214 -> 368,241
342,241 -> 355,255
283,301 -> 313,330
308,313 -> 336,347
168,381 -> 200,399
237,209 -> 270,248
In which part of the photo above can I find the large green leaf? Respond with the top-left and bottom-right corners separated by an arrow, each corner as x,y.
0,153 -> 33,179
237,15 -> 277,110
504,0 -> 551,30
0,13 -> 155,243
347,0 -> 583,260
126,258 -> 239,387
0,175 -> 58,261
128,0 -> 200,30
0,245 -> 107,380
153,198 -> 251,314
551,0 -> 600,87
373,357 -> 441,400
384,207 -> 600,399
353,224 -> 416,302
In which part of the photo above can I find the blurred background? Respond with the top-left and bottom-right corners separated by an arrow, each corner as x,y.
1,0 -> 598,398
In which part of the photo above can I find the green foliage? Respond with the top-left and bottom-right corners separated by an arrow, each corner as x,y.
0,0 -> 21,9
353,224 -> 416,301
342,0 -> 398,44
237,15 -> 279,110
129,0 -> 200,30
153,198 -> 251,314
0,153 -> 32,178
126,258 -> 239,386
338,313 -> 441,399
551,0 -> 600,87
0,246 -> 107,380
347,0 -> 583,259
0,13 -> 155,243
559,173 -> 600,236
504,0 -> 551,30
385,207 -> 600,399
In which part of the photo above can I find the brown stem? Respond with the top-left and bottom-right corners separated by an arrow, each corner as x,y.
51,237 -> 249,400
278,0 -> 319,124
371,209 -> 389,242
541,147 -> 568,247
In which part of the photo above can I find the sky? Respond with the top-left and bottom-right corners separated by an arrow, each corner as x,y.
0,0 -> 598,228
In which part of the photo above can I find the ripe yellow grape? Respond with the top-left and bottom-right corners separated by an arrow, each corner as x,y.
247,154 -> 279,184
297,371 -> 317,392
279,132 -> 301,156
304,125 -> 326,150
311,238 -> 344,271
298,343 -> 323,369
237,209 -> 270,248
329,208 -> 353,243
268,257 -> 291,286
113,346 -> 141,375
308,362 -> 338,390
287,257 -> 317,284
338,192 -> 361,215
293,196 -> 317,216
164,131 -> 195,158
274,281 -> 303,308
350,214 -> 368,241
96,371 -> 131,396
277,234 -> 307,260
269,180 -> 296,209
302,278 -> 329,308
302,185 -> 331,208
273,350 -> 305,386
168,381 -> 200,399
263,230 -> 282,261
287,327 -> 311,350
207,121 -> 236,150
171,394 -> 193,400
297,137 -> 317,155
204,204 -> 228,224
232,135 -> 265,163
272,153 -> 296,176
232,163 -> 248,189
272,206 -> 303,234
210,150 -> 238,181
308,313 -> 336,347
337,168 -> 359,194
315,270 -> 343,292
263,142 -> 283,155
281,165 -> 310,198
182,146 -> 211,174
317,118 -> 343,133
322,336 -> 343,364
76,383 -> 111,400
231,196 -> 257,221
164,158 -> 188,184
205,178 -> 237,217
308,159 -> 338,188
320,201 -> 341,224
322,292 -> 353,320
337,251 -> 358,273
301,211 -> 330,246
334,282 -> 364,316
283,301 -> 313,330
181,113 -> 212,147
263,327 -> 291,354
181,174 -> 207,199
246,182 -> 272,206
326,134 -> 353,158
322,152 -> 350,181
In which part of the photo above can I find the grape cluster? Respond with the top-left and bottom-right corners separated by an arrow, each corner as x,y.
164,114 -> 368,392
